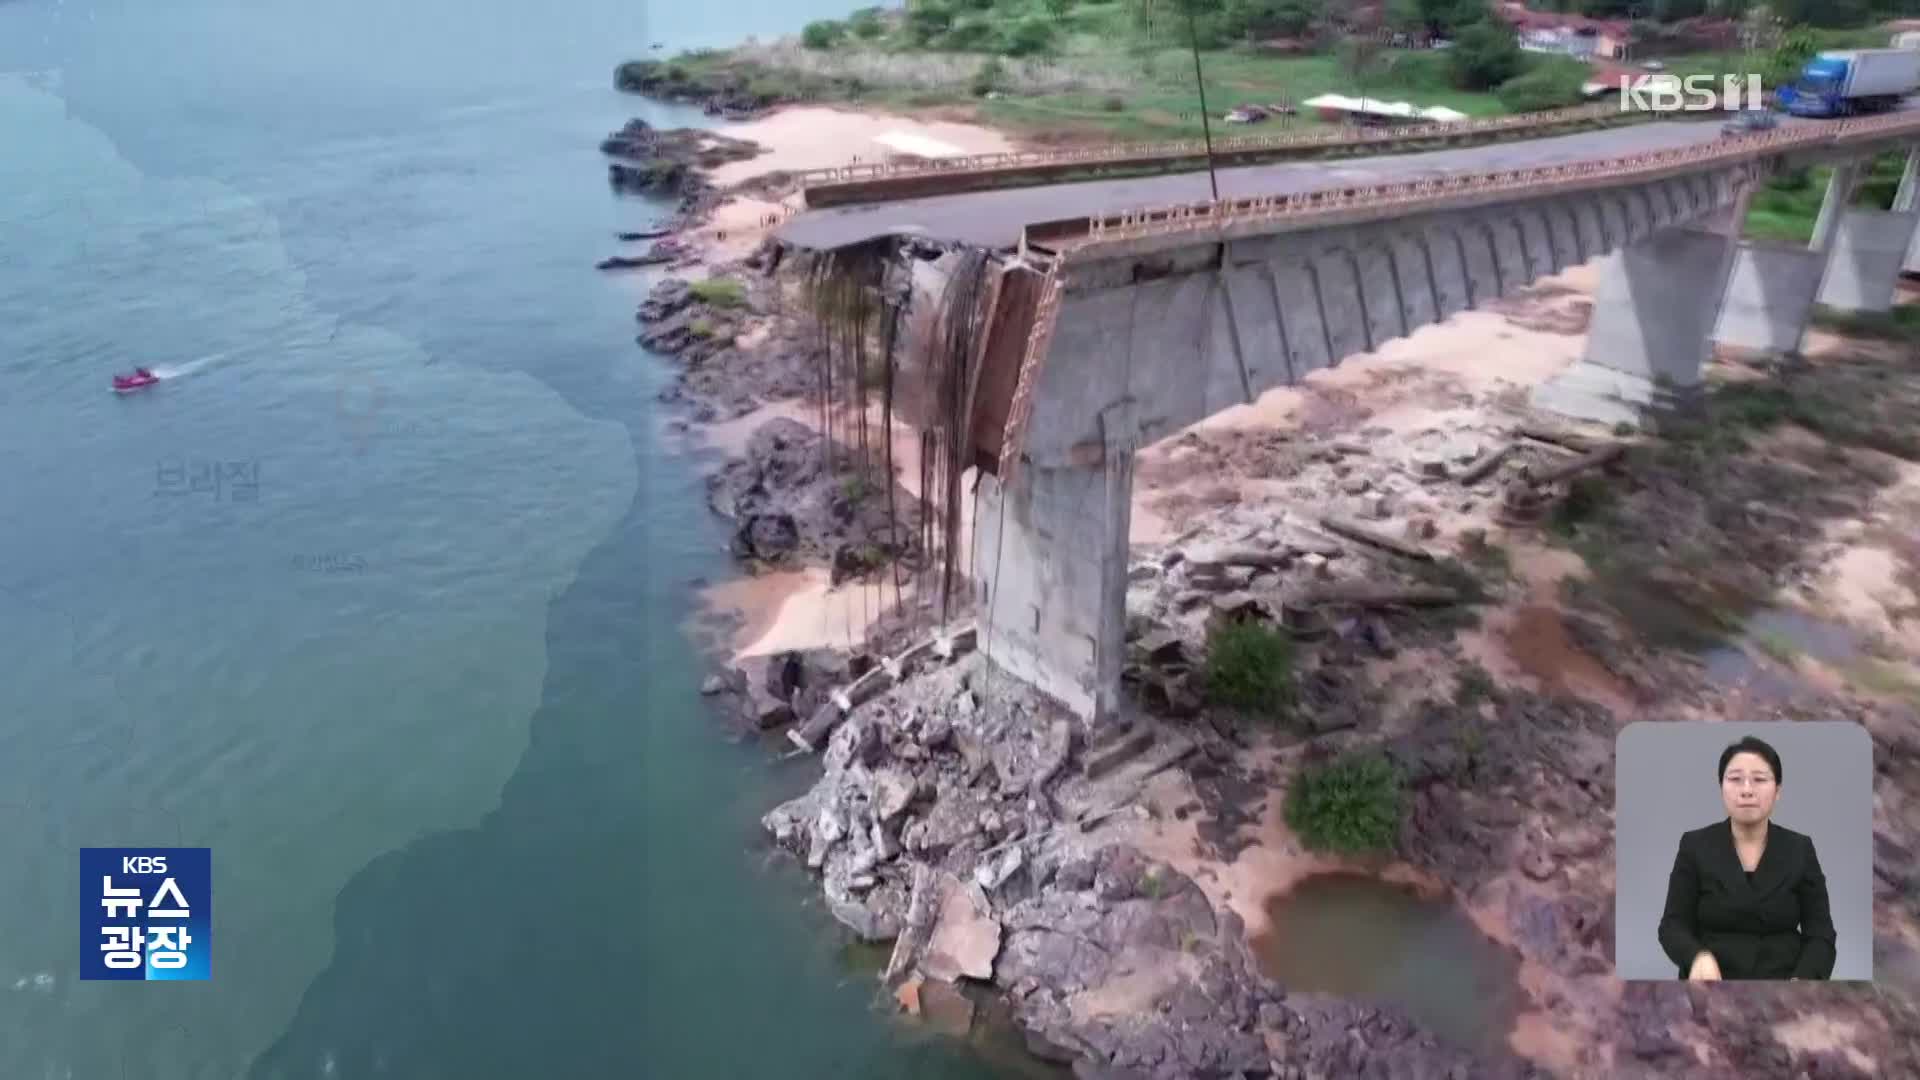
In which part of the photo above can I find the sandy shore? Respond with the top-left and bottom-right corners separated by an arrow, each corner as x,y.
706,106 -> 1020,186
681,106 -> 1019,265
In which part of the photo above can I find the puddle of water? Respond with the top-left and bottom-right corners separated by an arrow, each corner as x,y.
1254,873 -> 1526,1058
1744,607 -> 1863,665
1699,606 -> 1865,701
1589,572 -> 1740,654
1504,605 -> 1635,710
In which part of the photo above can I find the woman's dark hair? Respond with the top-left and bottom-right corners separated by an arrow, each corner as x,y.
1718,735 -> 1783,784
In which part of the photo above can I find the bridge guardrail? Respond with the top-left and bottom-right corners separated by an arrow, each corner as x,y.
997,109 -> 1920,472
795,103 -> 1630,199
1073,109 -> 1920,246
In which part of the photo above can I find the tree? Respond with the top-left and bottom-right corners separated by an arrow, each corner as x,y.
1385,0 -> 1426,32
905,1 -> 955,46
848,7 -> 888,39
1450,20 -> 1525,90
1764,26 -> 1819,88
1003,16 -> 1058,56
941,17 -> 999,50
1128,0 -> 1230,48
1777,0 -> 1872,27
1338,35 -> 1387,87
1043,0 -> 1078,15
1221,0 -> 1327,38
801,20 -> 846,50
1653,0 -> 1710,17
1396,0 -> 1491,34
1738,5 -> 1784,54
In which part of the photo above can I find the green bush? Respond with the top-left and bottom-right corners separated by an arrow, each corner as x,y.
1202,620 -> 1294,717
1043,0 -> 1077,14
801,20 -> 846,50
1496,59 -> 1587,113
1449,20 -> 1524,91
1002,16 -> 1056,57
1283,752 -> 1404,854
1101,94 -> 1126,112
938,17 -> 998,50
690,277 -> 747,309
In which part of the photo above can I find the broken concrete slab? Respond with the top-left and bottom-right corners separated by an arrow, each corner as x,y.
921,873 -> 1002,983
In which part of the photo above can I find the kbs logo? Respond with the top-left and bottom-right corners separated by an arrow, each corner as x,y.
1620,74 -> 1766,113
80,848 -> 211,981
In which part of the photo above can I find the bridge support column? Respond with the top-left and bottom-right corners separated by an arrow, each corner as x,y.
1900,150 -> 1920,276
1532,188 -> 1752,429
975,454 -> 1133,725
1809,161 -> 1861,251
1714,164 -> 1859,357
1818,153 -> 1920,311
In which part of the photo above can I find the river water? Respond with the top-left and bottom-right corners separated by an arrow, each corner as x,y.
0,1 -> 1007,1075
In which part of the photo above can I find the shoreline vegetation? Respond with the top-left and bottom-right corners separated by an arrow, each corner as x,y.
617,1 -> 1897,146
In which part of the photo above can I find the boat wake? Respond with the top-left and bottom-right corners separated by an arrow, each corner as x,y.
148,352 -> 225,380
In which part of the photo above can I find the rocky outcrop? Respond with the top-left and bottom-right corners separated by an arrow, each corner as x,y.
599,118 -> 762,198
635,278 -> 743,367
614,58 -> 862,114
706,417 -> 923,572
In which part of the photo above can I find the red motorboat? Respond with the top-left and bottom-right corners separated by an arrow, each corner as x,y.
113,368 -> 160,393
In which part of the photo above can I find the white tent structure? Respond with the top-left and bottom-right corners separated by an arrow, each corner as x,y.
1299,93 -> 1470,124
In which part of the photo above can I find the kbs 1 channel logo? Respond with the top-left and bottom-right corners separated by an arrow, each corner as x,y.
80,848 -> 211,981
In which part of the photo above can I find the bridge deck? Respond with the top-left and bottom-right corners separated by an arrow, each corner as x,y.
779,116 -> 1837,252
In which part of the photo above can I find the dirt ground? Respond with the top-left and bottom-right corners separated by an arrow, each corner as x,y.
1113,268 -> 1920,1077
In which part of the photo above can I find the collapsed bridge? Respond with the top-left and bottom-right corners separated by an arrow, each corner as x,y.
778,110 -> 1920,724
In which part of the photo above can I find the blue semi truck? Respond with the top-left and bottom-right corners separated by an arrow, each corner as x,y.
1776,47 -> 1920,118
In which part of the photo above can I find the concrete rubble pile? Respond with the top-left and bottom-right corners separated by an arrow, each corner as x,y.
759,649 -> 1545,1079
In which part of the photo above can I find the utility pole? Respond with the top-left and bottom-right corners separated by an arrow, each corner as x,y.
1185,3 -> 1221,202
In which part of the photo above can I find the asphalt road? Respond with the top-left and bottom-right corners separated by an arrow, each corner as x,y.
779,115 -> 1831,251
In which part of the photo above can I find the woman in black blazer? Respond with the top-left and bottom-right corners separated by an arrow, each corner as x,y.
1657,735 -> 1836,981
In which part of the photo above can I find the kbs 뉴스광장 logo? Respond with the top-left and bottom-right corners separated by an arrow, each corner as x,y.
80,848 -> 211,981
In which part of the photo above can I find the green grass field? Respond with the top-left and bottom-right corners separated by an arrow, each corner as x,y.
1744,150 -> 1913,246
640,12 -> 1909,153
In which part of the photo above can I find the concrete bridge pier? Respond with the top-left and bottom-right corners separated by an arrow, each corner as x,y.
1713,163 -> 1860,358
975,453 -> 1134,725
1816,153 -> 1920,314
1532,183 -> 1755,429
1902,150 -> 1920,276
